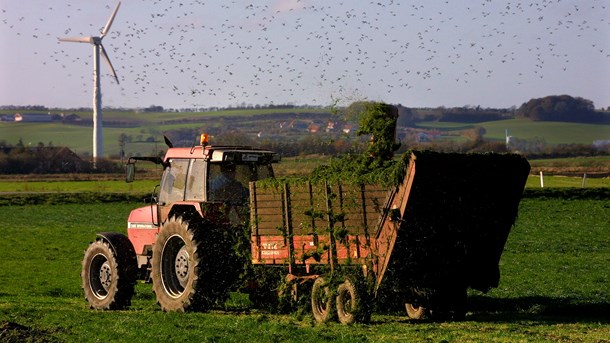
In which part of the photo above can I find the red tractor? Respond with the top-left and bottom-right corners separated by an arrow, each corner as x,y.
81,135 -> 279,311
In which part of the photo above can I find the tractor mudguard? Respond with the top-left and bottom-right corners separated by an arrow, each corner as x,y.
96,232 -> 137,260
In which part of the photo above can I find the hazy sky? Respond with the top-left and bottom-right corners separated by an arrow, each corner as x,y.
1,0 -> 608,110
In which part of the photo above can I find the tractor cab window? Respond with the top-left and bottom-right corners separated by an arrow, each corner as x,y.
207,162 -> 274,204
185,159 -> 205,201
159,159 -> 189,204
207,163 -> 248,204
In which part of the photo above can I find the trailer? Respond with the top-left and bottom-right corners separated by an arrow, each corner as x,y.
249,151 -> 530,323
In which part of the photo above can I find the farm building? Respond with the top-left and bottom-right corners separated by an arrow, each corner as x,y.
14,113 -> 53,122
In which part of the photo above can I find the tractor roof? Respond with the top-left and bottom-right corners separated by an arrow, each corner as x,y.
163,145 -> 279,164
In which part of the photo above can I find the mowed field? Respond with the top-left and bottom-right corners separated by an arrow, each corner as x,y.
0,191 -> 608,342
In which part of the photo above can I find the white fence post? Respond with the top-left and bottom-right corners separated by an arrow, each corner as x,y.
539,171 -> 544,188
582,173 -> 587,188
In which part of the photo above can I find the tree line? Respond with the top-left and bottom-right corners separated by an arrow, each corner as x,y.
516,95 -> 609,123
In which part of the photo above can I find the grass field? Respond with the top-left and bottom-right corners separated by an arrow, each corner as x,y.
0,173 -> 607,194
0,173 -> 607,193
0,193 -> 608,342
416,118 -> 610,145
0,155 -> 607,192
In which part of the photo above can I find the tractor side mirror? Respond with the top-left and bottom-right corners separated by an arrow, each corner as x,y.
125,162 -> 136,183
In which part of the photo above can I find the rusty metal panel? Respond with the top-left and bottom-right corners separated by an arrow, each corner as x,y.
250,178 -> 393,268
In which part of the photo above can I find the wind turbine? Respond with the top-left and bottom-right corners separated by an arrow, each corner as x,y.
58,2 -> 121,167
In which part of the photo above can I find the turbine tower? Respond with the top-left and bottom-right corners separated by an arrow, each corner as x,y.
58,2 -> 121,167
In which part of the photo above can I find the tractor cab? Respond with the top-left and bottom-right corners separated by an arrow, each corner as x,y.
127,134 -> 279,205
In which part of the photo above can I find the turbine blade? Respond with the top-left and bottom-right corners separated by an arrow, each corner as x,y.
101,2 -> 121,38
100,44 -> 119,84
58,36 -> 94,44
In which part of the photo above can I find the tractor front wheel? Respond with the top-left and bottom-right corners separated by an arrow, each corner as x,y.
82,240 -> 135,310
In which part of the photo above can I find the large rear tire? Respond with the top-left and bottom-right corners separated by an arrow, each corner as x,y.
151,216 -> 208,312
311,277 -> 335,323
82,240 -> 136,310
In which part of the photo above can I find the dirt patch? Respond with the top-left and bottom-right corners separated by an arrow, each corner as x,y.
0,321 -> 61,343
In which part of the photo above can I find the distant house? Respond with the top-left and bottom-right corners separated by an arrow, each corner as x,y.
308,124 -> 321,133
14,113 -> 53,123
342,124 -> 353,134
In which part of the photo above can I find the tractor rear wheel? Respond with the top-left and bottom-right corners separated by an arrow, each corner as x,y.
152,216 -> 208,312
82,240 -> 135,310
311,277 -> 335,323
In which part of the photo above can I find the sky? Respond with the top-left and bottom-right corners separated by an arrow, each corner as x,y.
1,0 -> 609,110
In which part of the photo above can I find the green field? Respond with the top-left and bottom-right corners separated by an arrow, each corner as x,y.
0,172 -> 607,193
416,118 -> 610,145
0,194 -> 608,342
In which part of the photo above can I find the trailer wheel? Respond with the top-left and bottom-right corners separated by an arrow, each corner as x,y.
82,240 -> 135,310
428,288 -> 467,321
152,216 -> 207,312
311,277 -> 335,323
405,303 -> 427,320
336,278 -> 369,324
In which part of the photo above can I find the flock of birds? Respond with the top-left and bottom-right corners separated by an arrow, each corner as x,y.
1,0 -> 608,109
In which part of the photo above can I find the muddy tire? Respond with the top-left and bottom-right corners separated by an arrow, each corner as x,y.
151,216 -> 208,312
311,277 -> 335,323
336,277 -> 370,324
405,303 -> 427,320
82,239 -> 136,310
